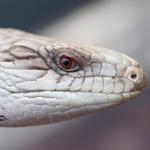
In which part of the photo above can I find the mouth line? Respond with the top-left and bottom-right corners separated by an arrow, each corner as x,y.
12,90 -> 142,95
11,90 -> 141,101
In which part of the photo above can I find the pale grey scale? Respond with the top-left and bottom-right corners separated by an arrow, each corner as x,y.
17,111 -> 32,121
68,71 -> 82,77
15,70 -> 59,92
26,98 -> 49,106
89,50 -> 104,62
37,91 -> 77,101
54,104 -> 72,113
0,79 -> 6,88
121,54 -> 133,66
116,64 -> 127,77
5,85 -> 18,93
47,104 -> 72,114
91,76 -> 95,92
70,78 -> 84,91
100,62 -> 116,77
0,32 -> 9,39
81,77 -> 94,92
0,58 -> 48,70
13,57 -> 48,70
123,79 -> 134,93
10,46 -> 39,59
14,40 -> 41,52
26,104 -> 44,111
122,53 -> 139,67
17,103 -> 49,119
108,94 -> 122,103
92,77 -> 103,92
24,99 -> 58,113
0,73 -> 18,93
56,75 -> 74,91
4,69 -> 47,81
0,88 -> 10,95
14,103 -> 30,116
41,105 -> 57,113
38,47 -> 49,62
100,49 -> 123,65
103,77 -> 114,94
0,52 -> 14,61
46,45 -> 54,51
76,92 -> 95,104
92,93 -> 109,103
0,72 -> 9,82
77,70 -> 85,77
83,65 -> 93,76
91,63 -> 102,76
47,43 -> 66,50
20,92 -> 49,99
5,78 -> 13,86
0,36 -> 19,45
78,49 -> 91,61
0,44 -> 12,52
0,62 -> 18,69
8,76 -> 24,86
113,78 -> 125,94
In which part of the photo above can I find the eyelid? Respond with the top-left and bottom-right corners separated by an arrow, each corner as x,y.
57,51 -> 80,60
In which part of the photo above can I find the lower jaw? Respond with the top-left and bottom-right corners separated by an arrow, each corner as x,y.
1,91 -> 141,127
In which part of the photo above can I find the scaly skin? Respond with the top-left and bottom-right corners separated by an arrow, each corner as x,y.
0,28 -> 146,127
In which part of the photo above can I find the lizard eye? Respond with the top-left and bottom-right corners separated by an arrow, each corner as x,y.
60,55 -> 76,69
54,52 -> 81,72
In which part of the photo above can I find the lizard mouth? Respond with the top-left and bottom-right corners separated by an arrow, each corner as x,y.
15,90 -> 141,104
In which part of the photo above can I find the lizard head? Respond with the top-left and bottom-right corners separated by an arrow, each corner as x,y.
0,29 -> 146,127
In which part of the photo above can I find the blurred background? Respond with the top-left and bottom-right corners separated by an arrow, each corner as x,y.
0,0 -> 149,150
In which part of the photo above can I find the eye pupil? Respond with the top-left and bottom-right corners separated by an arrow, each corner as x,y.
62,58 -> 70,67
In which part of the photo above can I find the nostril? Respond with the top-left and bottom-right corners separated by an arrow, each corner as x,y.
124,66 -> 147,90
125,66 -> 142,83
130,72 -> 137,80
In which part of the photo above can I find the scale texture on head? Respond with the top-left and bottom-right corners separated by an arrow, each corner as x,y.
0,28 -> 146,127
